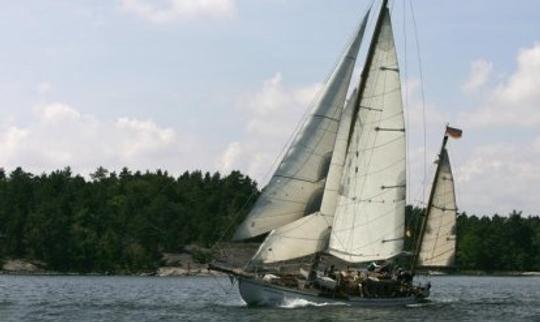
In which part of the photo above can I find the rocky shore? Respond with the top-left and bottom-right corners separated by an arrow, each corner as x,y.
0,243 -> 259,277
2,242 -> 539,277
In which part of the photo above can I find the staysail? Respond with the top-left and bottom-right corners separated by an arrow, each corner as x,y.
319,88 -> 358,217
233,10 -> 370,241
250,91 -> 357,263
416,135 -> 458,267
329,2 -> 407,263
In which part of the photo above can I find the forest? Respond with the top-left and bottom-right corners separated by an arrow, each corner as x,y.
0,167 -> 539,273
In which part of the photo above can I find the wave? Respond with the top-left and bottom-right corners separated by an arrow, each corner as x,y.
279,298 -> 348,309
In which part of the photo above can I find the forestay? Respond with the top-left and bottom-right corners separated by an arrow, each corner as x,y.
233,11 -> 370,241
417,149 -> 457,267
329,7 -> 406,263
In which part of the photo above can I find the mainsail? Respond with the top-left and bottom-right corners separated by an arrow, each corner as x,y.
416,136 -> 458,267
329,4 -> 406,263
233,10 -> 370,241
250,91 -> 357,263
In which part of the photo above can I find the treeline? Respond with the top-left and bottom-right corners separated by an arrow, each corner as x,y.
405,206 -> 540,271
0,168 -> 539,273
0,167 -> 258,273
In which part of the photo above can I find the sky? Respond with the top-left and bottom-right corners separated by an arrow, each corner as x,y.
0,0 -> 539,216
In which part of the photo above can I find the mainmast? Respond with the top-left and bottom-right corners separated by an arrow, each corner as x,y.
347,0 -> 389,147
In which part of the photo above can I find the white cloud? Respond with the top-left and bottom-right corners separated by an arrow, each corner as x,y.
0,102 -> 207,176
444,43 -> 540,215
218,141 -> 242,173
34,103 -> 81,123
455,142 -> 540,215
120,0 -> 236,23
460,43 -> 540,128
462,59 -> 493,93
216,73 -> 322,182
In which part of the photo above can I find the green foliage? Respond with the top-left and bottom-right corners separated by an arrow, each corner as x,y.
404,207 -> 540,271
0,167 -> 257,273
0,167 -> 538,273
191,248 -> 214,264
455,211 -> 540,271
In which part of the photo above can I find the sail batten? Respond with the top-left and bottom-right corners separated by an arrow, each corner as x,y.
329,4 -> 406,263
233,10 -> 371,241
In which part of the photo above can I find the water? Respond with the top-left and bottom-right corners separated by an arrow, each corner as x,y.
1,275 -> 539,321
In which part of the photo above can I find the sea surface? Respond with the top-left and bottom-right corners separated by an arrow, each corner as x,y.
1,274 -> 539,321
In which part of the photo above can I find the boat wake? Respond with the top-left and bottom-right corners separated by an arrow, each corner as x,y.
405,302 -> 433,308
279,298 -> 348,309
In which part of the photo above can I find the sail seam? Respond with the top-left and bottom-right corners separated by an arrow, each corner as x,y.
311,114 -> 340,122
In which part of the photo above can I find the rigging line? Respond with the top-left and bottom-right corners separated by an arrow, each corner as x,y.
409,0 -> 428,204
402,0 -> 411,205
272,173 -> 321,184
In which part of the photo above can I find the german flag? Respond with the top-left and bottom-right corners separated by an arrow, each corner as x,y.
445,126 -> 463,139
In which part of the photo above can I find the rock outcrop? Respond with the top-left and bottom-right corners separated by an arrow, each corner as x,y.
2,259 -> 46,273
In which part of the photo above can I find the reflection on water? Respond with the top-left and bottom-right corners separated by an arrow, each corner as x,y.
0,275 -> 539,322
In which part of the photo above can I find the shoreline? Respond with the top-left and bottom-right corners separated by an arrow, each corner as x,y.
1,269 -> 539,278
0,269 -> 226,277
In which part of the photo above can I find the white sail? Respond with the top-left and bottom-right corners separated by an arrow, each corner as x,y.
417,149 -> 457,267
319,89 -> 357,216
233,11 -> 370,241
329,7 -> 406,263
250,92 -> 357,264
250,212 -> 332,263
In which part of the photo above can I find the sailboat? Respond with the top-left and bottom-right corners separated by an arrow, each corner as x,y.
210,0 -> 461,307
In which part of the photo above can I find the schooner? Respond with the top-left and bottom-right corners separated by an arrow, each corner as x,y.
210,0 -> 461,306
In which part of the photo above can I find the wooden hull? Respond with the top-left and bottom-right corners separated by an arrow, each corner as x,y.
238,277 -> 428,307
